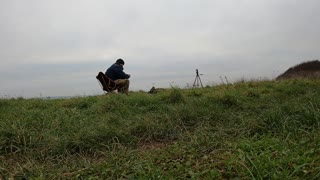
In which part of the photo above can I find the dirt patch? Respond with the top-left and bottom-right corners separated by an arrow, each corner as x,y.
137,140 -> 174,151
276,60 -> 320,80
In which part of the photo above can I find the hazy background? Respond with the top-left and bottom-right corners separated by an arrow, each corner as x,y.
1,0 -> 319,98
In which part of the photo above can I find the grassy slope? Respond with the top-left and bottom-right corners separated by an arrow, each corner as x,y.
0,79 -> 320,179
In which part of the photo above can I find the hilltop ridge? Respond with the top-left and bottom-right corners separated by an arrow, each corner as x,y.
276,60 -> 320,80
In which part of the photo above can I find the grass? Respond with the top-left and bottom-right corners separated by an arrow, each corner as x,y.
0,78 -> 320,179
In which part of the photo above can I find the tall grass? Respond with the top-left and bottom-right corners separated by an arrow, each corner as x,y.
0,79 -> 320,179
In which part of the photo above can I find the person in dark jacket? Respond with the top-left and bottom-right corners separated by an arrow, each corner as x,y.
105,59 -> 131,94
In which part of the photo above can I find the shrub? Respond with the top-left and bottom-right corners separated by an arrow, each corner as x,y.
246,90 -> 260,98
218,93 -> 239,107
166,88 -> 185,104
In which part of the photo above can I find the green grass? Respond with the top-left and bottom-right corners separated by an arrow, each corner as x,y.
1,79 -> 320,179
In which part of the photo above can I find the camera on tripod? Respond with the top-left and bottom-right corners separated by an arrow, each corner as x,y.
193,69 -> 203,88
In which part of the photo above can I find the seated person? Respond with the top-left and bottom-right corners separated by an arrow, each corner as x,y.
105,59 -> 131,94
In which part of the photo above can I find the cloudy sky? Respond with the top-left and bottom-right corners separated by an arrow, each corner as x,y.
0,0 -> 319,98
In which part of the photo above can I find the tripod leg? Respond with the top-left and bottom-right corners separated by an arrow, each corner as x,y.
198,76 -> 204,88
196,76 -> 199,87
193,76 -> 197,88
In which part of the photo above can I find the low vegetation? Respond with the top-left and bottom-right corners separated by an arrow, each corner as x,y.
276,60 -> 320,80
1,79 -> 320,179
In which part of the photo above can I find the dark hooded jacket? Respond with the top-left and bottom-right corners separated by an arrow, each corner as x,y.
105,63 -> 130,81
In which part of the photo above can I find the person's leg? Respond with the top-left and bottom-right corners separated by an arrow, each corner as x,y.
114,79 -> 130,94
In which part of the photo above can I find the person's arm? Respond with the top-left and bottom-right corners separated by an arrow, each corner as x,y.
114,66 -> 130,79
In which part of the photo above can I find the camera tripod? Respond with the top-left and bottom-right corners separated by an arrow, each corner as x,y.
193,69 -> 203,88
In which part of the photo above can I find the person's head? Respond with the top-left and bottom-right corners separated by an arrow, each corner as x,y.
115,59 -> 125,66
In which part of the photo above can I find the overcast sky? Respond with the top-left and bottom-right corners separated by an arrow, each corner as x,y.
1,0 -> 319,98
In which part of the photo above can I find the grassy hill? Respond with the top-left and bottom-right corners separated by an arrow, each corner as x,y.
1,79 -> 320,179
276,60 -> 320,80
